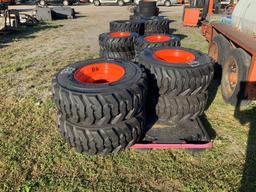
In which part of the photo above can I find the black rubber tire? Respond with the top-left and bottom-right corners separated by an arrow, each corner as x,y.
110,20 -> 144,36
138,46 -> 214,96
195,0 -> 205,7
155,92 -> 208,122
93,0 -> 100,6
129,15 -> 153,21
139,7 -> 159,17
129,15 -> 143,21
63,0 -> 70,6
139,1 -> 157,7
144,16 -> 170,34
208,34 -> 231,66
202,0 -> 209,20
135,34 -> 180,55
117,0 -> 124,6
99,32 -> 138,52
221,48 -> 251,105
100,50 -> 135,61
164,0 -> 171,6
52,58 -> 148,126
39,0 -> 46,6
57,113 -> 145,155
140,7 -> 158,12
139,10 -> 159,17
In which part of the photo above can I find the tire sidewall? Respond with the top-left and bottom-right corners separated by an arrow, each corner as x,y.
221,49 -> 249,104
109,20 -> 144,35
99,32 -> 138,51
55,58 -> 143,94
63,0 -> 69,6
94,0 -> 100,6
118,0 -> 124,6
40,0 -> 45,6
164,0 -> 171,6
212,34 -> 231,65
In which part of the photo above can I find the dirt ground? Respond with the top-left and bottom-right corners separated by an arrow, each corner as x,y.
0,4 -> 256,192
8,4 -> 184,53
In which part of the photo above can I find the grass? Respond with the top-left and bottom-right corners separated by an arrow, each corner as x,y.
0,10 -> 256,192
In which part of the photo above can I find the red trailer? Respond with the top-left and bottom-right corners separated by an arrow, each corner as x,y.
201,0 -> 256,105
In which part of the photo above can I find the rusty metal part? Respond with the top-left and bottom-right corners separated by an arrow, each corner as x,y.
211,23 -> 256,82
208,40 -> 218,62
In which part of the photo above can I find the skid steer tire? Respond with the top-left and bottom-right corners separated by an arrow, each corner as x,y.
110,20 -> 145,35
58,113 -> 145,155
144,16 -> 170,35
139,46 -> 214,96
52,58 -> 148,126
139,9 -> 159,17
154,92 -> 208,122
100,50 -> 135,61
129,14 -> 144,21
99,32 -> 138,52
135,34 -> 180,59
139,1 -> 157,7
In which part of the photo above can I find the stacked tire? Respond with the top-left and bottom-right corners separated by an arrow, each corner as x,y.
143,16 -> 170,35
129,2 -> 170,35
52,58 -> 148,155
52,5 -> 214,156
134,33 -> 181,60
138,47 -> 214,122
110,20 -> 145,35
129,15 -> 171,35
133,1 -> 159,18
99,31 -> 138,61
99,15 -> 172,62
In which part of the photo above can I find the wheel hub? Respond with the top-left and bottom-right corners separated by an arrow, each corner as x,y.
153,49 -> 196,63
228,63 -> 238,88
109,32 -> 130,37
144,35 -> 171,42
74,62 -> 125,84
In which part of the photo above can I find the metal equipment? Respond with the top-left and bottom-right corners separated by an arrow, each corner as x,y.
202,0 -> 256,105
0,5 -> 39,33
182,0 -> 233,27
34,6 -> 75,21
0,8 -> 20,32
131,118 -> 213,149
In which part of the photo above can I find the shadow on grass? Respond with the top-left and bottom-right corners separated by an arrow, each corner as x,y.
169,28 -> 188,41
205,64 -> 256,190
235,82 -> 256,192
205,62 -> 224,110
0,22 -> 63,47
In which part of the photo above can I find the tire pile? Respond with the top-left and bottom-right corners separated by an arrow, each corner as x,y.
52,59 -> 148,155
139,47 -> 214,123
99,17 -> 173,61
51,3 -> 214,155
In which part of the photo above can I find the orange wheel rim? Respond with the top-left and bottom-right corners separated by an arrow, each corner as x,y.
74,62 -> 125,84
109,32 -> 131,37
144,35 -> 171,42
153,49 -> 196,63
